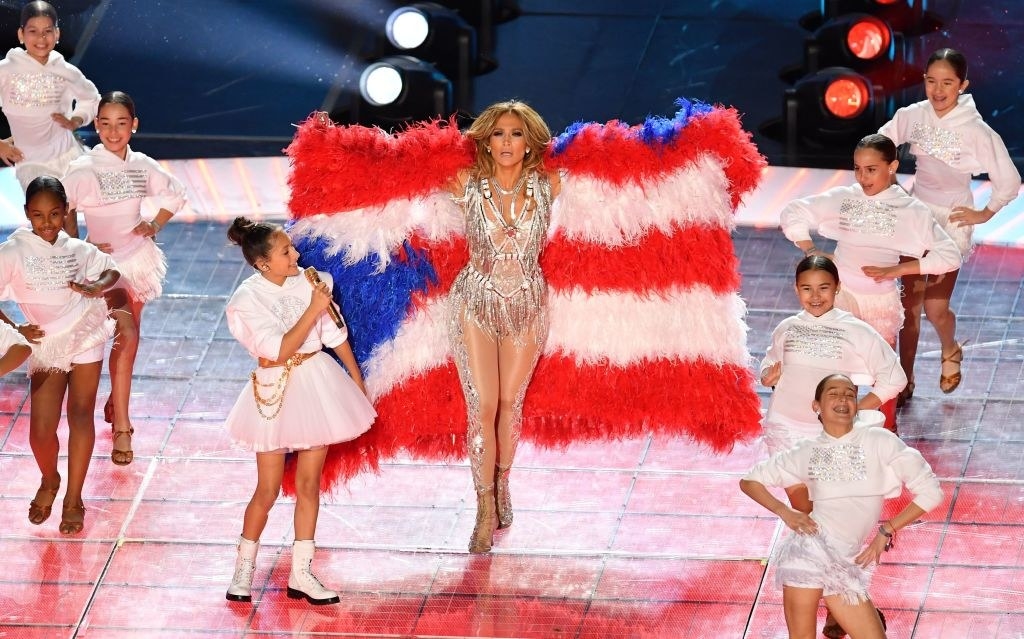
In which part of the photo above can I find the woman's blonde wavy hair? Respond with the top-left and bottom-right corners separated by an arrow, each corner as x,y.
465,100 -> 551,179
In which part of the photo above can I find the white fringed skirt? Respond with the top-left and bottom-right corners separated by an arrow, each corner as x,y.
773,530 -> 874,604
28,297 -> 115,373
835,288 -> 902,344
113,239 -> 167,304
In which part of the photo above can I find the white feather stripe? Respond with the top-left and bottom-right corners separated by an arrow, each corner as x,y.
362,286 -> 751,398
362,296 -> 451,401
545,286 -> 750,367
550,154 -> 735,245
288,191 -> 463,271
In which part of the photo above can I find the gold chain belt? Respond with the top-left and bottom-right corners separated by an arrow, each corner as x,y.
250,352 -> 317,420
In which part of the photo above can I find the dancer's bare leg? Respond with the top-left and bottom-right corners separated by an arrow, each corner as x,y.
241,452 -> 285,542
783,586 -> 823,639
293,447 -> 328,540
106,288 -> 141,463
898,268 -> 926,389
454,318 -> 500,552
824,595 -> 886,639
922,270 -> 962,387
494,331 -> 542,528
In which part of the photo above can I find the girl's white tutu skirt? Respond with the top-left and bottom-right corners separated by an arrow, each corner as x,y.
225,351 -> 376,453
773,530 -> 874,604
113,239 -> 167,304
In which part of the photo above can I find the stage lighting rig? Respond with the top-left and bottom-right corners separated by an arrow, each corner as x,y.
800,0 -> 943,35
354,55 -> 453,131
762,0 -> 944,164
384,3 -> 477,112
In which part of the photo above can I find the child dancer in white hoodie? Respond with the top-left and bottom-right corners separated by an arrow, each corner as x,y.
760,254 -> 906,512
0,1 -> 99,189
0,176 -> 118,535
879,48 -> 1021,401
779,134 -> 961,431
62,91 -> 187,466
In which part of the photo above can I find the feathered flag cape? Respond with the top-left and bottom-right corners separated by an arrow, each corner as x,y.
286,99 -> 765,494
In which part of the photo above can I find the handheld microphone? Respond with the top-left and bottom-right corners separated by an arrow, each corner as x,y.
304,266 -> 346,330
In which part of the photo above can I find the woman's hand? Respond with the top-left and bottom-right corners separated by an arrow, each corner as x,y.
949,205 -> 994,227
760,362 -> 782,387
0,140 -> 23,165
779,508 -> 819,536
16,323 -> 44,344
854,532 -> 890,567
51,114 -> 83,130
861,264 -> 903,282
69,280 -> 106,298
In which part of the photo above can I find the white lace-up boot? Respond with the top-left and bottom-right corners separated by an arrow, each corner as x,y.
286,540 -> 340,605
225,537 -> 259,602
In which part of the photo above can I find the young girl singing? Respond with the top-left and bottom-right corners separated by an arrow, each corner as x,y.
62,91 -> 187,466
0,176 -> 118,535
223,217 -> 375,605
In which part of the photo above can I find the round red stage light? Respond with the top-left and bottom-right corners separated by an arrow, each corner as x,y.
824,77 -> 870,119
846,17 -> 891,60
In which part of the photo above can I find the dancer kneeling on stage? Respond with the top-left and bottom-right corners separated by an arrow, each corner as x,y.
740,373 -> 942,639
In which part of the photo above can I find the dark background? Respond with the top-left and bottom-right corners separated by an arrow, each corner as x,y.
2,0 -> 1020,170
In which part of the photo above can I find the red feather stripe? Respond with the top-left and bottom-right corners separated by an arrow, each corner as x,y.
295,350 -> 762,494
525,356 -> 762,453
547,108 -> 766,208
541,225 -> 740,294
286,115 -> 474,218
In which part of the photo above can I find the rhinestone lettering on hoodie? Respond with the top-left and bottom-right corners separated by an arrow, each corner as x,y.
8,72 -> 64,108
838,199 -> 896,237
910,122 -> 962,164
96,169 -> 148,203
783,323 -> 844,360
808,443 -> 867,482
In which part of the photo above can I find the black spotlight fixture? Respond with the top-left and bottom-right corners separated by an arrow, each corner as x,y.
384,3 -> 477,112
800,0 -> 943,36
783,67 -> 887,150
354,55 -> 453,131
762,0 -> 944,166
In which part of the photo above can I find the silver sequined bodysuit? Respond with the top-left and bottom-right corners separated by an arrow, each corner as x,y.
448,171 -> 552,494
448,171 -> 552,343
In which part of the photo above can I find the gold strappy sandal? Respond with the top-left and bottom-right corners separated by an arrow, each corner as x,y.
940,341 -> 965,394
59,502 -> 86,535
28,476 -> 60,525
111,426 -> 135,466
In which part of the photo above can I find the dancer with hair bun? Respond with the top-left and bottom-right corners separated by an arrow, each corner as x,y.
222,217 -> 375,605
